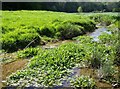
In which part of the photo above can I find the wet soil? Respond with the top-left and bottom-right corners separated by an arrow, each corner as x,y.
1,59 -> 28,88
79,68 -> 112,88
2,59 -> 28,80
42,40 -> 75,49
1,26 -> 119,88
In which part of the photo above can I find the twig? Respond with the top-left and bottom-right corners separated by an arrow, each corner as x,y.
24,38 -> 37,49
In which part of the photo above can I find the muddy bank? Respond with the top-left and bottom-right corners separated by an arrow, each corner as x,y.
79,68 -> 112,88
1,26 -> 118,88
42,40 -> 75,49
2,59 -> 28,80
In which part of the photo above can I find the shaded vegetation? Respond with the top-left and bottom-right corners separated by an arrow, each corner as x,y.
2,2 -> 120,12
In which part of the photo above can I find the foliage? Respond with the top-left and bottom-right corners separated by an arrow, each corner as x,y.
77,6 -> 82,13
17,47 -> 42,58
73,36 -> 93,44
3,11 -> 120,87
40,25 -> 55,37
2,11 -> 96,52
2,2 -> 120,12
96,25 -> 120,84
98,28 -> 120,67
114,41 -> 120,66
7,43 -> 86,87
70,75 -> 96,88
100,60 -> 117,83
73,35 -> 115,69
102,60 -> 116,77
55,23 -> 83,39
89,14 -> 118,26
1,29 -> 41,52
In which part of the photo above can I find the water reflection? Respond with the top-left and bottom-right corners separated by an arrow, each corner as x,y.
88,27 -> 111,41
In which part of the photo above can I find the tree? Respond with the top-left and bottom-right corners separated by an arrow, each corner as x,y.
77,6 -> 82,13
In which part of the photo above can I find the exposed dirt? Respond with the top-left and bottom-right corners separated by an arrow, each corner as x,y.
42,40 -> 75,49
2,59 -> 28,80
96,80 -> 112,88
79,68 -> 112,88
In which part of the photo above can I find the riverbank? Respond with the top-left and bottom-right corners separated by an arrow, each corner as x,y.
1,11 -> 119,88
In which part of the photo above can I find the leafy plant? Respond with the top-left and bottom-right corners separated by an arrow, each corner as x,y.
73,36 -> 93,44
70,75 -> 96,88
17,47 -> 42,58
1,29 -> 41,52
99,59 -> 117,83
55,23 -> 83,39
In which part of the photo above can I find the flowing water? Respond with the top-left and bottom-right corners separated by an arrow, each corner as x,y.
42,26 -> 111,49
88,26 -> 111,41
41,26 -> 113,87
41,26 -> 113,88
2,26 -> 115,88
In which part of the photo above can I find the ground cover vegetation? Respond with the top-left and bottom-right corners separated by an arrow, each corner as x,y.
1,11 -> 96,52
1,11 -> 120,88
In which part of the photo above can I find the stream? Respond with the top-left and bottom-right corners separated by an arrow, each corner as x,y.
2,26 -> 114,88
41,26 -> 111,49
88,27 -> 111,41
41,26 -> 112,88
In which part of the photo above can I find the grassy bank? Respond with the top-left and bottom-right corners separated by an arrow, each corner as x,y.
1,11 -> 120,88
1,11 -> 96,52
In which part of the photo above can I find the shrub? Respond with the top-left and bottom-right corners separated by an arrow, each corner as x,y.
56,23 -> 83,39
1,29 -> 41,52
89,14 -> 117,26
114,41 -> 120,66
98,32 -> 118,45
100,60 -> 117,83
77,6 -> 83,13
90,49 -> 102,69
40,25 -> 55,37
70,19 -> 96,32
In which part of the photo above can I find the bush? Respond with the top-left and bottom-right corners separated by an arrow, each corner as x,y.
98,32 -> 118,45
39,25 -> 55,37
114,41 -> 120,66
70,19 -> 96,32
1,29 -> 41,52
56,23 -> 83,39
89,14 -> 117,26
77,6 -> 83,13
100,60 -> 117,83
91,51 -> 101,69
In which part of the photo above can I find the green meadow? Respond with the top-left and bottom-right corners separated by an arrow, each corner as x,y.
1,11 -> 120,88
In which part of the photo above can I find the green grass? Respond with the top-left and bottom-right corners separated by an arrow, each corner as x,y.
2,10 -> 96,52
2,11 -> 119,52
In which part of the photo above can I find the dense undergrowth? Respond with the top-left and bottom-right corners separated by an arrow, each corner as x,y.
87,13 -> 119,26
7,29 -> 120,88
1,11 -> 120,88
1,11 -> 96,52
